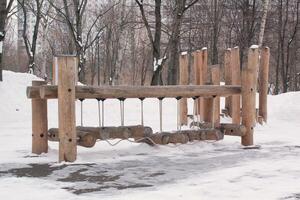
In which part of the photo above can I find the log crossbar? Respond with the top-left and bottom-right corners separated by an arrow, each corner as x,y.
27,85 -> 242,99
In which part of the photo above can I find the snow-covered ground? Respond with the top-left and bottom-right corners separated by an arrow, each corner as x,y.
0,70 -> 300,200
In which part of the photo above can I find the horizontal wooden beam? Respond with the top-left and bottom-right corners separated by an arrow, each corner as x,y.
27,85 -> 242,99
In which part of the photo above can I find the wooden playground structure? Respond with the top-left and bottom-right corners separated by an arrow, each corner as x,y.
26,46 -> 270,162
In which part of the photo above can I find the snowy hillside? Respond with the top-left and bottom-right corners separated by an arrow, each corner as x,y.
0,70 -> 300,200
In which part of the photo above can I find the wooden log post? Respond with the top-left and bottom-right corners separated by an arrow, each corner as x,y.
179,52 -> 189,125
57,56 -> 77,162
231,47 -> 241,124
200,48 -> 208,120
211,66 -> 220,127
259,47 -> 270,123
241,46 -> 259,146
31,81 -> 48,154
224,49 -> 232,116
202,82 -> 214,124
193,50 -> 202,117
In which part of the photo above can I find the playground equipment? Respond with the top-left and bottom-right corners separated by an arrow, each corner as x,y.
26,46 -> 270,162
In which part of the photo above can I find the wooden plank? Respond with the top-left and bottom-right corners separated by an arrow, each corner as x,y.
31,81 -> 48,154
259,47 -> 270,123
231,47 -> 241,124
27,85 -> 242,99
58,56 -> 77,162
179,53 -> 189,125
211,66 -> 221,127
241,47 -> 259,146
199,49 -> 208,120
224,49 -> 232,116
193,50 -> 202,116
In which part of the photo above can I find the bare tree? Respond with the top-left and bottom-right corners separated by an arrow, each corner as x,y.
18,0 -> 45,75
0,0 -> 14,81
258,0 -> 270,48
49,0 -> 119,83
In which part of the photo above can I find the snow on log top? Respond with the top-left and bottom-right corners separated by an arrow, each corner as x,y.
250,44 -> 259,49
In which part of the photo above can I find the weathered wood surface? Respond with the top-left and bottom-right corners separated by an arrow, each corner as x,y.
58,56 -> 77,162
224,49 -> 232,116
49,126 -> 223,147
179,53 -> 188,125
27,85 -> 242,99
141,129 -> 223,145
231,47 -> 241,124
259,47 -> 270,123
190,122 -> 246,136
241,47 -> 259,146
31,81 -> 48,154
211,66 -> 221,127
199,49 -> 208,119
193,50 -> 202,117
49,125 -> 153,148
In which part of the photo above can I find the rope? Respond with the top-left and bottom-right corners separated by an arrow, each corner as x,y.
79,98 -> 85,126
101,99 -> 105,126
119,98 -> 125,126
176,97 -> 182,131
139,98 -> 145,126
211,96 -> 216,129
96,98 -> 101,127
158,97 -> 164,132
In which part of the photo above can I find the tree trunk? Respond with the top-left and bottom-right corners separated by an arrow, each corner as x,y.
0,0 -> 7,81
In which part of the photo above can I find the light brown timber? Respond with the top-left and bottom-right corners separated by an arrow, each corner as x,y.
241,47 -> 259,146
259,47 -> 270,123
31,81 -> 48,154
27,85 -> 242,99
193,50 -> 202,116
200,49 -> 208,119
179,53 -> 189,125
190,122 -> 246,136
224,49 -> 232,116
58,56 -> 77,162
211,66 -> 221,127
49,125 -> 153,147
231,47 -> 241,124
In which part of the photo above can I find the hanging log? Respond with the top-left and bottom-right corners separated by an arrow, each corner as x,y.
139,129 -> 223,145
190,122 -> 246,136
48,125 -> 153,147
49,126 -> 224,147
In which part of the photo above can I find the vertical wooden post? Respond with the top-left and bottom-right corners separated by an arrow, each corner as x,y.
193,50 -> 202,117
241,47 -> 259,146
58,56 -> 77,162
211,66 -> 220,127
231,47 -> 241,124
179,53 -> 188,125
202,82 -> 214,124
200,48 -> 208,120
259,47 -> 270,123
224,49 -> 232,116
32,81 -> 48,154
52,57 -> 58,85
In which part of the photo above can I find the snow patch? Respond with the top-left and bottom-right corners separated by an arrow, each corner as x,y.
181,51 -> 188,55
250,44 -> 259,49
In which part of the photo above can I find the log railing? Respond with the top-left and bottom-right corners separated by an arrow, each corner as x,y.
27,85 -> 242,99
